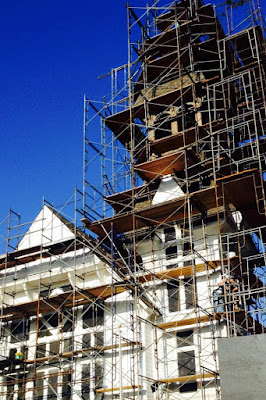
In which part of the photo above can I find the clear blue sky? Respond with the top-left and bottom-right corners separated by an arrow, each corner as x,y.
0,0 -> 128,227
0,0 -> 265,229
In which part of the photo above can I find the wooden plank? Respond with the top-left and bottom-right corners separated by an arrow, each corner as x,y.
106,182 -> 159,213
137,257 -> 238,282
216,168 -> 257,183
135,150 -> 186,181
135,148 -> 200,181
157,315 -> 211,329
159,372 -> 216,384
138,264 -> 209,282
96,385 -> 141,393
95,341 -> 142,351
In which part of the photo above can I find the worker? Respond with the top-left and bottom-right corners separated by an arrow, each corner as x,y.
213,276 -> 227,314
226,275 -> 240,311
9,348 -> 17,372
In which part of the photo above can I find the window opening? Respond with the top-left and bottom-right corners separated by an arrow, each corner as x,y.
176,330 -> 194,347
178,350 -> 196,376
167,279 -> 180,312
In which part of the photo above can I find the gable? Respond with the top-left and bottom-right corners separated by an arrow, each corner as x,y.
17,205 -> 75,250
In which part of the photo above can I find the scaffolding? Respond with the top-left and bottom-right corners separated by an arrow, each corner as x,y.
0,0 -> 266,399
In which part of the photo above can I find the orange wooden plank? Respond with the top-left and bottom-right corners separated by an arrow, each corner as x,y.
135,150 -> 186,181
159,372 -> 216,384
157,315 -> 211,329
137,260 -> 224,283
96,385 -> 141,393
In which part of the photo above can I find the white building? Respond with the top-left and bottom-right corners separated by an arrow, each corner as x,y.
0,193 -> 257,399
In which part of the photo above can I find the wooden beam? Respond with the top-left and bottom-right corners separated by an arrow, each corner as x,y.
96,385 -> 141,393
137,258 -> 228,282
157,315 -> 212,329
159,372 -> 217,384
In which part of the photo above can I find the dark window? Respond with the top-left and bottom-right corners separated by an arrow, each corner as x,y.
17,375 -> 26,400
180,382 -> 197,392
9,348 -> 16,360
164,227 -> 176,242
95,360 -> 103,388
183,242 -> 191,252
167,280 -> 180,312
136,254 -> 143,272
82,364 -> 90,400
154,119 -> 172,140
176,330 -> 194,347
63,337 -> 73,353
83,304 -> 104,328
83,306 -> 93,328
166,246 -> 178,260
35,373 -> 44,399
44,313 -> 58,328
6,377 -> 14,399
165,227 -> 177,260
49,341 -> 59,357
151,382 -> 159,392
96,305 -> 104,326
63,310 -> 73,333
1,323 -> 8,338
39,313 -> 58,338
48,372 -> 57,399
83,333 -> 91,349
184,278 -> 195,309
36,343 -> 46,359
178,350 -> 196,376
184,104 -> 195,129
21,345 -> 28,360
95,331 -> 104,347
166,264 -> 177,270
62,372 -> 72,399
128,253 -> 144,273
181,223 -> 192,254
10,320 -> 25,343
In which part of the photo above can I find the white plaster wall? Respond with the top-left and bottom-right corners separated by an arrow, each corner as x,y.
17,205 -> 75,250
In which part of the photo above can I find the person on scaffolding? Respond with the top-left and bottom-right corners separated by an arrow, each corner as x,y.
213,276 -> 227,314
226,275 -> 240,311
